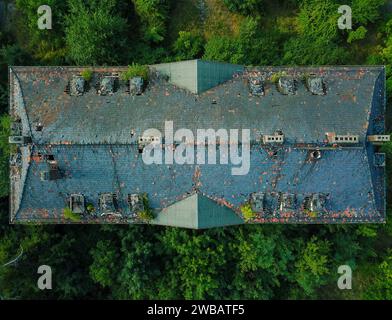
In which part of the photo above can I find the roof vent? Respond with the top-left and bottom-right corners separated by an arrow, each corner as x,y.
98,76 -> 116,96
69,194 -> 85,214
278,77 -> 296,95
308,150 -> 322,161
130,77 -> 144,95
249,76 -> 264,96
327,133 -> 359,144
250,192 -> 265,212
262,133 -> 284,144
307,76 -> 325,95
35,123 -> 43,132
367,135 -> 390,144
70,75 -> 85,96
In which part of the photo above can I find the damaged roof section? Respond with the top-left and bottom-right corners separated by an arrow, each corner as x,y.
8,61 -> 387,227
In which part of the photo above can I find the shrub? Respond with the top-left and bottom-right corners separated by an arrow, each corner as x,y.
64,207 -> 81,222
137,194 -> 154,222
240,203 -> 256,222
81,69 -> 93,81
86,203 -> 95,213
347,26 -> 368,43
120,63 -> 149,81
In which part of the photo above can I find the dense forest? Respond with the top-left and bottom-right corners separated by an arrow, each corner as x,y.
1,0 -> 392,300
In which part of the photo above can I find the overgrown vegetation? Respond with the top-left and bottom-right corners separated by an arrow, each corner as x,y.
63,207 -> 81,222
81,69 -> 93,82
120,63 -> 149,81
136,194 -> 154,222
0,0 -> 392,300
240,203 -> 256,222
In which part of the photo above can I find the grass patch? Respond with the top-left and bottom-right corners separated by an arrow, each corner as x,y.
120,63 -> 149,81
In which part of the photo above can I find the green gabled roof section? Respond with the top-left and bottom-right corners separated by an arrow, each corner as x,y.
152,193 -> 244,229
151,59 -> 244,94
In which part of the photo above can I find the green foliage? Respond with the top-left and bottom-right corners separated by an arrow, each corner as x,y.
351,0 -> 385,25
271,71 -> 287,83
356,225 -> 378,238
203,17 -> 282,65
293,236 -> 331,297
132,0 -> 171,43
15,0 -> 67,63
65,0 -> 128,65
240,203 -> 256,222
120,63 -> 149,81
137,194 -> 154,222
173,31 -> 204,61
81,69 -> 93,82
282,35 -> 349,65
86,203 -> 95,213
347,26 -> 368,43
223,0 -> 263,15
63,207 -> 81,222
297,0 -> 340,42
90,240 -> 118,287
203,36 -> 241,63
0,114 -> 11,197
364,250 -> 392,299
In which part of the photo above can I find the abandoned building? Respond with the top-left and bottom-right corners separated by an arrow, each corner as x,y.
8,60 -> 388,228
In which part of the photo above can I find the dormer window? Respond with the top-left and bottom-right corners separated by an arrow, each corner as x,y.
130,77 -> 144,95
99,193 -> 117,214
69,194 -> 85,214
307,76 -> 325,95
304,193 -> 327,212
249,76 -> 264,96
70,75 -> 85,96
278,77 -> 296,95
128,194 -> 144,214
250,192 -> 265,212
98,76 -> 115,96
279,193 -> 296,211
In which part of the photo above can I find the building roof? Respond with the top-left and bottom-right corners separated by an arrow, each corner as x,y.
9,60 -> 387,227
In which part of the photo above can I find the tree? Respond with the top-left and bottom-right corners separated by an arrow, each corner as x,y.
15,0 -> 68,63
351,0 -> 385,25
173,31 -> 204,61
364,250 -> 392,299
292,236 -> 331,297
223,0 -> 263,15
347,26 -> 368,43
65,0 -> 128,65
0,114 -> 11,197
132,0 -> 171,43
